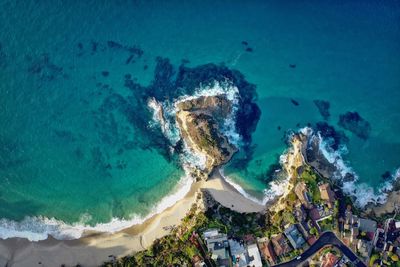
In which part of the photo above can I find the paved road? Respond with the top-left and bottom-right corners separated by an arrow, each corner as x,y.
273,231 -> 366,267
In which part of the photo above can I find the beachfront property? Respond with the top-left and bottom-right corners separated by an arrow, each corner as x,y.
203,229 -> 263,267
318,183 -> 336,209
203,229 -> 231,266
228,239 -> 263,267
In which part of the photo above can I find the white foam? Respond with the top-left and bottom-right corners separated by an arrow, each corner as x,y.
147,97 -> 180,145
0,171 -> 193,241
174,81 -> 242,147
219,169 -> 265,205
315,130 -> 399,208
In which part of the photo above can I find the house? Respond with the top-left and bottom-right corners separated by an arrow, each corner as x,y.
257,237 -> 277,265
297,222 -> 310,240
193,255 -> 206,267
294,203 -> 307,222
374,229 -> 385,252
247,244 -> 262,267
203,229 -> 230,267
357,239 -> 373,259
284,224 -> 306,249
271,234 -> 292,257
294,182 -> 313,208
309,207 -> 321,222
319,183 -> 336,208
359,218 -> 377,236
321,252 -> 339,267
228,239 -> 262,267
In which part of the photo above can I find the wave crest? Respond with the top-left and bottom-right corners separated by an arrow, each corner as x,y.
0,170 -> 193,241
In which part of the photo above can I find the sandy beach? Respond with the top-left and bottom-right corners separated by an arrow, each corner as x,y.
0,170 -> 264,267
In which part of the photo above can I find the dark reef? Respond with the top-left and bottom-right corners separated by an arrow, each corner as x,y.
88,56 -> 260,169
255,156 -> 282,183
313,99 -> 330,120
290,99 -> 299,106
27,53 -> 64,81
381,171 -> 392,180
245,47 -> 253,52
289,64 -> 296,68
314,122 -> 348,151
338,111 -> 371,140
146,58 -> 260,167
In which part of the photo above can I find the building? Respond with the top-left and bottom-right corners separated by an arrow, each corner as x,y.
247,244 -> 262,267
357,239 -> 373,259
359,218 -> 377,235
193,255 -> 206,267
318,183 -> 336,208
271,234 -> 292,257
321,252 -> 339,267
203,229 -> 230,267
257,237 -> 277,265
284,224 -> 306,249
294,182 -> 313,209
228,239 -> 262,267
374,228 -> 385,252
294,203 -> 307,222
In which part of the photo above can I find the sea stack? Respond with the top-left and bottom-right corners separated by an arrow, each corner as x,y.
175,94 -> 238,179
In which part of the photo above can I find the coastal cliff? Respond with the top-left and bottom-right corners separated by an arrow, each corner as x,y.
175,95 -> 237,178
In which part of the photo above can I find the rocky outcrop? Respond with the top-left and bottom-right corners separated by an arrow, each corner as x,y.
176,95 -> 237,178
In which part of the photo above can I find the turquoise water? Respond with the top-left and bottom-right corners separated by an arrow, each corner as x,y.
0,0 -> 399,239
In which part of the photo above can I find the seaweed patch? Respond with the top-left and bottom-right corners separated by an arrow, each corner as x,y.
338,111 -> 371,140
27,53 -> 64,81
313,99 -> 330,120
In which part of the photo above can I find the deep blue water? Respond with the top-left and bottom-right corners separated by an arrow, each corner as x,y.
0,0 -> 399,239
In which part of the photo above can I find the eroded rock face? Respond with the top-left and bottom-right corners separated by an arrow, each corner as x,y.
176,95 -> 237,176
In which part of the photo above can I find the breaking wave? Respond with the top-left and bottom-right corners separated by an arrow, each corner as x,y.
0,169 -> 193,241
313,128 -> 399,207
148,81 -> 241,171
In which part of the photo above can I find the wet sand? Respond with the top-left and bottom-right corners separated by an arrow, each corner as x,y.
0,170 -> 264,267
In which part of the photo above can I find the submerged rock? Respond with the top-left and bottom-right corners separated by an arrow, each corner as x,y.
313,99 -> 330,120
338,111 -> 371,140
314,122 -> 348,150
290,99 -> 299,106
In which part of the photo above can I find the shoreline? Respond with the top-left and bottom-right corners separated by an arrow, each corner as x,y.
0,170 -> 265,267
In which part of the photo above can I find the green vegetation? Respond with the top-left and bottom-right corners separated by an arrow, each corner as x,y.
299,168 -> 321,203
102,200 -> 267,267
310,227 -> 319,237
318,216 -> 333,232
369,253 -> 380,267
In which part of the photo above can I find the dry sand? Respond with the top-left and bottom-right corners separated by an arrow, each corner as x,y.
0,170 -> 265,267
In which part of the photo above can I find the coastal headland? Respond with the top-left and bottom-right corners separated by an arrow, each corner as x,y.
0,61 -> 398,266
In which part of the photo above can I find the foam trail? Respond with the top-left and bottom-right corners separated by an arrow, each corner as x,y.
0,171 -> 193,241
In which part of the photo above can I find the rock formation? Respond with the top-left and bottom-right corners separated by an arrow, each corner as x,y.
175,95 -> 237,178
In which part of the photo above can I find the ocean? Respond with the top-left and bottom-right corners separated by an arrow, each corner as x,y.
0,0 -> 399,240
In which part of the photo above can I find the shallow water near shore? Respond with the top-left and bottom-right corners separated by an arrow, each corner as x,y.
0,0 -> 399,240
